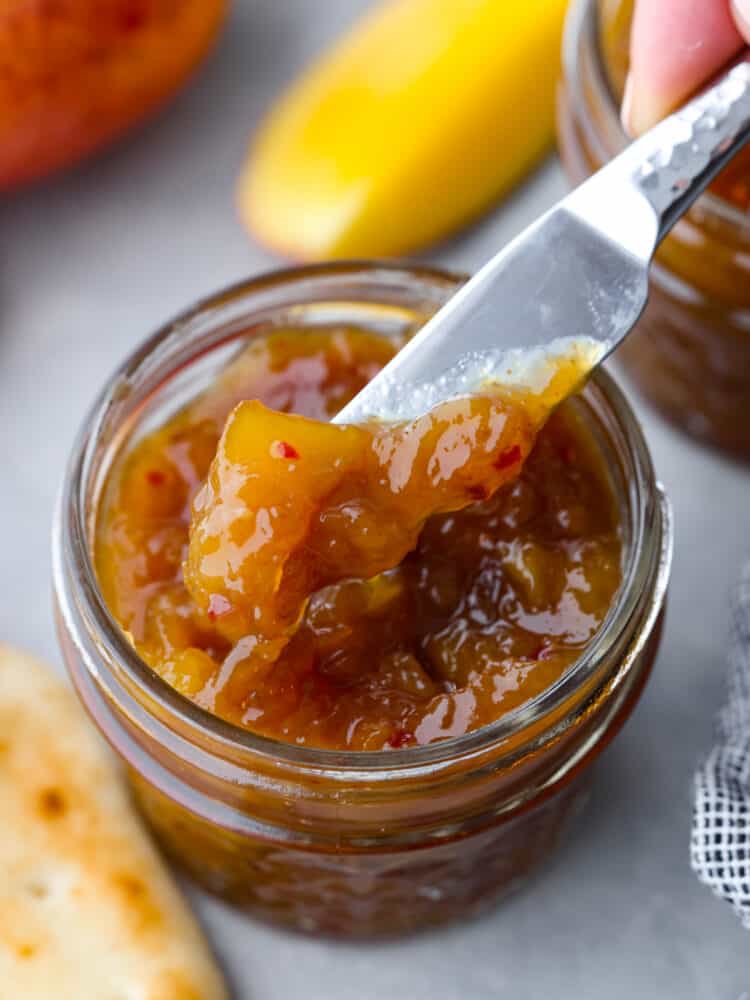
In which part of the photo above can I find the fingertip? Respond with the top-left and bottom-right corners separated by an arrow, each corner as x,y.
624,0 -> 744,136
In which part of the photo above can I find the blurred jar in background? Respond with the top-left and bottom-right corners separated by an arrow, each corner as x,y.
558,0 -> 750,459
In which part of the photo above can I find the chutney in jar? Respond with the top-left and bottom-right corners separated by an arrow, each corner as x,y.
56,264 -> 671,936
96,324 -> 622,751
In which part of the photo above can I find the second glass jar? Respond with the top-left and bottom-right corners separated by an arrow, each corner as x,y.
558,0 -> 750,459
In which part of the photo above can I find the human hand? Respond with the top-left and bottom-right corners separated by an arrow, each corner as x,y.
623,0 -> 750,134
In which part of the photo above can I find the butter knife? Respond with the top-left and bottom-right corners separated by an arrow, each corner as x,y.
334,61 -> 750,425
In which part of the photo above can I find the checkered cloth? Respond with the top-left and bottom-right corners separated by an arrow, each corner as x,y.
691,560 -> 750,927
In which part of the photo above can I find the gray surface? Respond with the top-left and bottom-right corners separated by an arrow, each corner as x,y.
2,1 -> 749,996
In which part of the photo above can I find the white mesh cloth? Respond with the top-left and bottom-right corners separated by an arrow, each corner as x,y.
691,561 -> 750,927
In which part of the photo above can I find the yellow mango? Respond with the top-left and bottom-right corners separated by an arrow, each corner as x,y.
240,0 -> 568,260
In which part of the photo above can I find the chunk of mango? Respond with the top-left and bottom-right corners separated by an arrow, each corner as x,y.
240,0 -> 568,259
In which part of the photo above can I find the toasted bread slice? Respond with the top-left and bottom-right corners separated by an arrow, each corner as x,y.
0,645 -> 228,1000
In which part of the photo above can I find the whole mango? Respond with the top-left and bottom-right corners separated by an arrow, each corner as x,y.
241,0 -> 568,260
0,0 -> 225,190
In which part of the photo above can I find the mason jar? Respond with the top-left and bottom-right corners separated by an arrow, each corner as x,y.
558,0 -> 750,459
53,263 -> 672,937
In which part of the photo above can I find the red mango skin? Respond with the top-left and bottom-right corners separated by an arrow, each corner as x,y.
0,0 -> 225,190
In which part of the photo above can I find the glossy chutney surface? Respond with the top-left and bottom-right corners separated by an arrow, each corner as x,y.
96,326 -> 622,751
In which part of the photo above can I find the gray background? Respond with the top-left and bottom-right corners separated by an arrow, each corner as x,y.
2,1 -> 749,996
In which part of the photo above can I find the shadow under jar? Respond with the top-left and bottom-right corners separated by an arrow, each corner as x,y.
53,263 -> 672,938
559,0 -> 750,459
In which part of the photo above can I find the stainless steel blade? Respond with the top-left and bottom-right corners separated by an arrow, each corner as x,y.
334,61 -> 750,425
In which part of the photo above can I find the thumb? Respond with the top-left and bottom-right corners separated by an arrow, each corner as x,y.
623,0 -> 745,136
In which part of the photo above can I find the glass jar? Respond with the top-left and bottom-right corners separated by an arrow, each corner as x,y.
558,0 -> 750,459
53,262 -> 672,938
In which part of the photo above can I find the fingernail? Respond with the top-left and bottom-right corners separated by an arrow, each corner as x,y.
620,72 -> 657,137
731,0 -> 750,38
621,72 -> 635,137
620,73 -> 660,139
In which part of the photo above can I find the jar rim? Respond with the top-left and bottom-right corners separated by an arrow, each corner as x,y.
54,261 -> 672,776
563,0 -> 750,232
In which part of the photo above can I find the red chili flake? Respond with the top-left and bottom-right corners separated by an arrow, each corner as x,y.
466,484 -> 488,502
207,593 -> 232,622
729,180 -> 750,210
40,0 -> 64,16
146,469 -> 165,486
387,728 -> 414,749
560,445 -> 576,464
120,4 -> 146,32
494,444 -> 522,471
270,440 -> 299,460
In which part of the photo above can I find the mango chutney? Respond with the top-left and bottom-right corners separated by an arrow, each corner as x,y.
95,325 -> 622,751
56,265 -> 671,936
